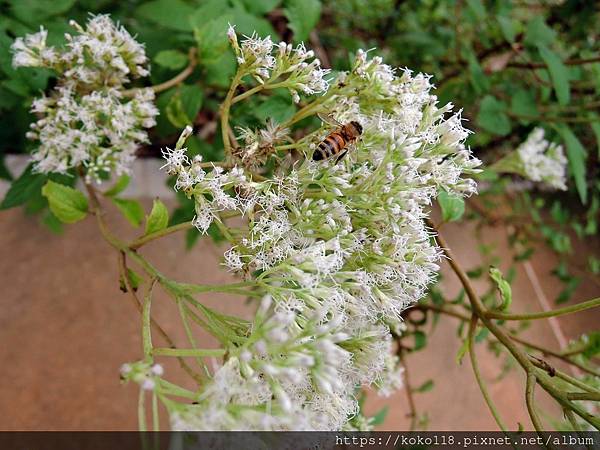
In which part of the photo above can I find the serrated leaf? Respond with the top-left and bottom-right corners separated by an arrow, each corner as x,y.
489,266 -> 512,311
415,379 -> 434,393
154,50 -> 188,70
112,198 -> 144,227
370,406 -> 389,426
476,95 -> 511,136
0,164 -> 46,210
137,0 -> 195,32
438,191 -> 465,222
145,198 -> 169,235
41,180 -> 88,224
538,45 -> 570,106
103,175 -> 130,197
555,124 -> 587,204
284,0 -> 321,42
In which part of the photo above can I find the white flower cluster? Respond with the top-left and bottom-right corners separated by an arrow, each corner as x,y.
228,25 -> 330,102
162,40 -> 481,431
517,128 -> 567,190
11,15 -> 157,181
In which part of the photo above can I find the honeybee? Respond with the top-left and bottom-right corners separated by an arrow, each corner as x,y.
313,114 -> 363,162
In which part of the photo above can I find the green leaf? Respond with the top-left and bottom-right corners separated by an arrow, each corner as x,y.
466,0 -> 486,21
145,198 -> 169,235
193,14 -> 234,62
438,191 -> 465,222
41,180 -> 88,224
538,45 -> 570,106
489,266 -> 512,311
524,17 -> 556,48
10,0 -> 75,24
231,5 -> 277,37
370,406 -> 389,426
590,121 -> 600,158
413,330 -> 427,351
510,89 -> 538,121
0,164 -> 46,210
415,379 -> 434,393
166,84 -> 204,128
111,198 -> 144,227
497,15 -> 517,43
185,227 -> 201,250
120,268 -> 142,292
455,338 -> 469,365
103,175 -> 130,197
284,0 -> 322,42
241,0 -> 281,15
254,91 -> 296,123
466,51 -> 489,94
476,95 -> 511,136
555,124 -> 587,204
154,50 -> 188,70
582,332 -> 600,359
137,0 -> 195,31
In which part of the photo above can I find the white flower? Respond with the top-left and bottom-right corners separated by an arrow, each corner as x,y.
517,128 -> 568,190
13,15 -> 156,181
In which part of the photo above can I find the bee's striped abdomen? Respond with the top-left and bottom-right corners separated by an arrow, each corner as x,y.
314,132 -> 347,161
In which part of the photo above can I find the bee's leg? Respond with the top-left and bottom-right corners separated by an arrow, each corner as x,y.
334,150 -> 348,164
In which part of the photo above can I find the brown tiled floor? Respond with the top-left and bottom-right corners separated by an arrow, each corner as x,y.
0,199 -> 597,430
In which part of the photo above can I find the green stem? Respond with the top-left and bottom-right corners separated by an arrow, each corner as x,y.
566,392 -> 600,401
485,297 -> 600,321
142,279 -> 157,361
220,71 -> 244,156
526,373 -> 546,435
130,222 -> 194,250
153,347 -> 226,358
138,388 -> 147,432
468,315 -> 508,431
152,391 -> 160,432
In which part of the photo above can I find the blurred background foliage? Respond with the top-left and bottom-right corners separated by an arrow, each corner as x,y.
1,0 -> 598,430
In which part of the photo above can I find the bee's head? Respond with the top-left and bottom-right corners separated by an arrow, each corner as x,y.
351,121 -> 363,135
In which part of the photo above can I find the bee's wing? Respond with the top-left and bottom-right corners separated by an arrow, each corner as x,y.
317,113 -> 343,127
